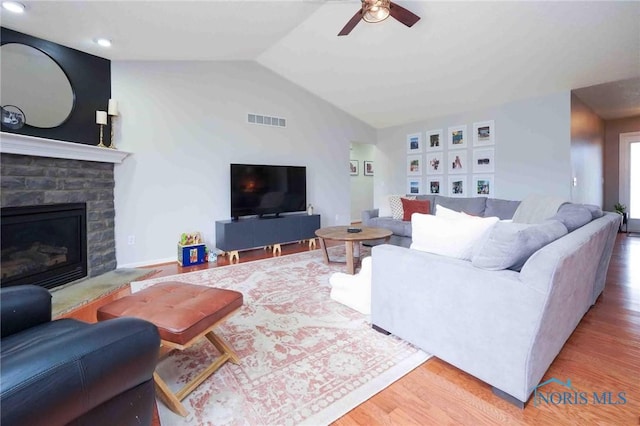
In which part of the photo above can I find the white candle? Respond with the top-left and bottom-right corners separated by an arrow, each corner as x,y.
96,110 -> 107,125
108,99 -> 118,116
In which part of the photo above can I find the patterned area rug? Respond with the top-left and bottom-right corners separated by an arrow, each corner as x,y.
131,247 -> 430,425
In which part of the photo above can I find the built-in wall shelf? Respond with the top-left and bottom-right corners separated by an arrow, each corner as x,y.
0,132 -> 131,164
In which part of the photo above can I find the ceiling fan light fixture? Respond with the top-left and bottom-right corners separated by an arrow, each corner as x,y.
362,0 -> 390,23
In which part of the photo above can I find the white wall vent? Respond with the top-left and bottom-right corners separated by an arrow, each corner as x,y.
248,113 -> 286,128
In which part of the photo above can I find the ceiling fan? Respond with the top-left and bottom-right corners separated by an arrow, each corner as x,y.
338,0 -> 420,36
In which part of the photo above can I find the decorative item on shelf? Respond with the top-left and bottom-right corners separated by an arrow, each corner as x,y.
107,99 -> 118,149
308,204 -> 314,215
1,105 -> 26,130
96,110 -> 107,147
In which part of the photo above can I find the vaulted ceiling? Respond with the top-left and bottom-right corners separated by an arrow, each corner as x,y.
2,1 -> 639,128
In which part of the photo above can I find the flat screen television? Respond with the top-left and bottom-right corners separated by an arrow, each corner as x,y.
230,164 -> 306,220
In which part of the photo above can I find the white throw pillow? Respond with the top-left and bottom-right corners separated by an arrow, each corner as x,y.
378,198 -> 391,217
378,194 -> 400,217
410,213 -> 499,260
388,195 -> 416,220
435,204 -> 467,220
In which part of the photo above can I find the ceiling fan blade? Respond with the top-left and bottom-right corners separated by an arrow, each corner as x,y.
389,2 -> 420,27
338,9 -> 363,36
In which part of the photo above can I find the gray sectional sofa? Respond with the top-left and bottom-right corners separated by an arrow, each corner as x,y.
367,196 -> 620,406
362,195 -> 521,247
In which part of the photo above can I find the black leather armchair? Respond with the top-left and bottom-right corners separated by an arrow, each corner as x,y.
0,285 -> 160,426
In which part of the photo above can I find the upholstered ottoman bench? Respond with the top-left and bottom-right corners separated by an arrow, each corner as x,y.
97,281 -> 243,416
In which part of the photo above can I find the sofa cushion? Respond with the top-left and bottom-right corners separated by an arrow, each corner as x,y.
414,195 -> 437,213
550,204 -> 593,232
390,195 -> 416,220
434,195 -> 487,216
368,217 -> 412,237
484,198 -> 521,220
472,220 -> 568,271
582,204 -> 604,220
401,198 -> 431,221
411,213 -> 499,260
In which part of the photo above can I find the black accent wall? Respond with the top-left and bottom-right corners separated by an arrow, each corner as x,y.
1,27 -> 111,145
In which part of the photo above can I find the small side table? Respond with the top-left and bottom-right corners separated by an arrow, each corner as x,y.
619,212 -> 629,234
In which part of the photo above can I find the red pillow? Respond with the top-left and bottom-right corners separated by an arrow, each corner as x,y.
401,198 -> 431,221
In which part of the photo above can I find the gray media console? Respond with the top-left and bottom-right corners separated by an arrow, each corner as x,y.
215,214 -> 321,252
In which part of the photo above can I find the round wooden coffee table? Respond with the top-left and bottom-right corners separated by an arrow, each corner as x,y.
315,226 -> 392,274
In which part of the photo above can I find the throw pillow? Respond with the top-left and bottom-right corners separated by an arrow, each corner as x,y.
377,195 -> 398,218
471,220 -> 568,271
401,198 -> 431,221
434,204 -> 467,220
390,195 -> 416,220
550,204 -> 593,232
410,213 -> 499,260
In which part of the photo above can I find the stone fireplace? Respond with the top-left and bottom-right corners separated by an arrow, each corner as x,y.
1,133 -> 130,290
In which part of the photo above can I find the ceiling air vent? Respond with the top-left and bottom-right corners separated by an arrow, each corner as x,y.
248,113 -> 286,128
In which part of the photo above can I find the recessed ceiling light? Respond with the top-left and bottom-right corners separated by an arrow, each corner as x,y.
95,38 -> 112,48
2,1 -> 26,13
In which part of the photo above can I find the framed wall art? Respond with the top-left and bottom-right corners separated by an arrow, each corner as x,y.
448,125 -> 467,149
350,160 -> 358,176
407,177 -> 423,195
406,133 -> 423,154
448,176 -> 467,197
448,150 -> 468,174
472,148 -> 495,173
473,175 -> 494,197
425,152 -> 443,175
473,120 -> 495,146
364,160 -> 374,176
428,178 -> 441,194
407,155 -> 422,176
426,129 -> 443,152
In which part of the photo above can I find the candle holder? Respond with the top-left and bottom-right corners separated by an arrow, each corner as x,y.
107,99 -> 118,149
108,115 -> 117,149
96,110 -> 108,147
97,123 -> 106,147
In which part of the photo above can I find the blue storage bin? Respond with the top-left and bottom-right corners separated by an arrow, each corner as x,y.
178,244 -> 206,266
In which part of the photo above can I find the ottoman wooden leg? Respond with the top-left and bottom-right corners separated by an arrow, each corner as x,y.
154,372 -> 189,417
206,331 -> 240,364
153,330 -> 240,417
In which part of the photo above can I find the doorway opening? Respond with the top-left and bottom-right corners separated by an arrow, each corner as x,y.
619,131 -> 640,233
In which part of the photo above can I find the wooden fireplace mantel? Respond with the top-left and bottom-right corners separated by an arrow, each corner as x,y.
0,132 -> 131,164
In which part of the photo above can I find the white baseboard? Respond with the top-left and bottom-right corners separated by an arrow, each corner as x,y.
118,257 -> 175,269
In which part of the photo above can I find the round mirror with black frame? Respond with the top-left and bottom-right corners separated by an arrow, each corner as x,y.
0,43 -> 75,129
0,27 -> 111,146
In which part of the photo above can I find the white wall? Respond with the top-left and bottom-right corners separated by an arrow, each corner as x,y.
349,143 -> 375,222
570,93 -> 604,206
112,61 -> 374,267
374,92 -> 572,208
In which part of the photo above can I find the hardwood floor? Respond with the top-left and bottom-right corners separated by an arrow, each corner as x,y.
65,235 -> 640,425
